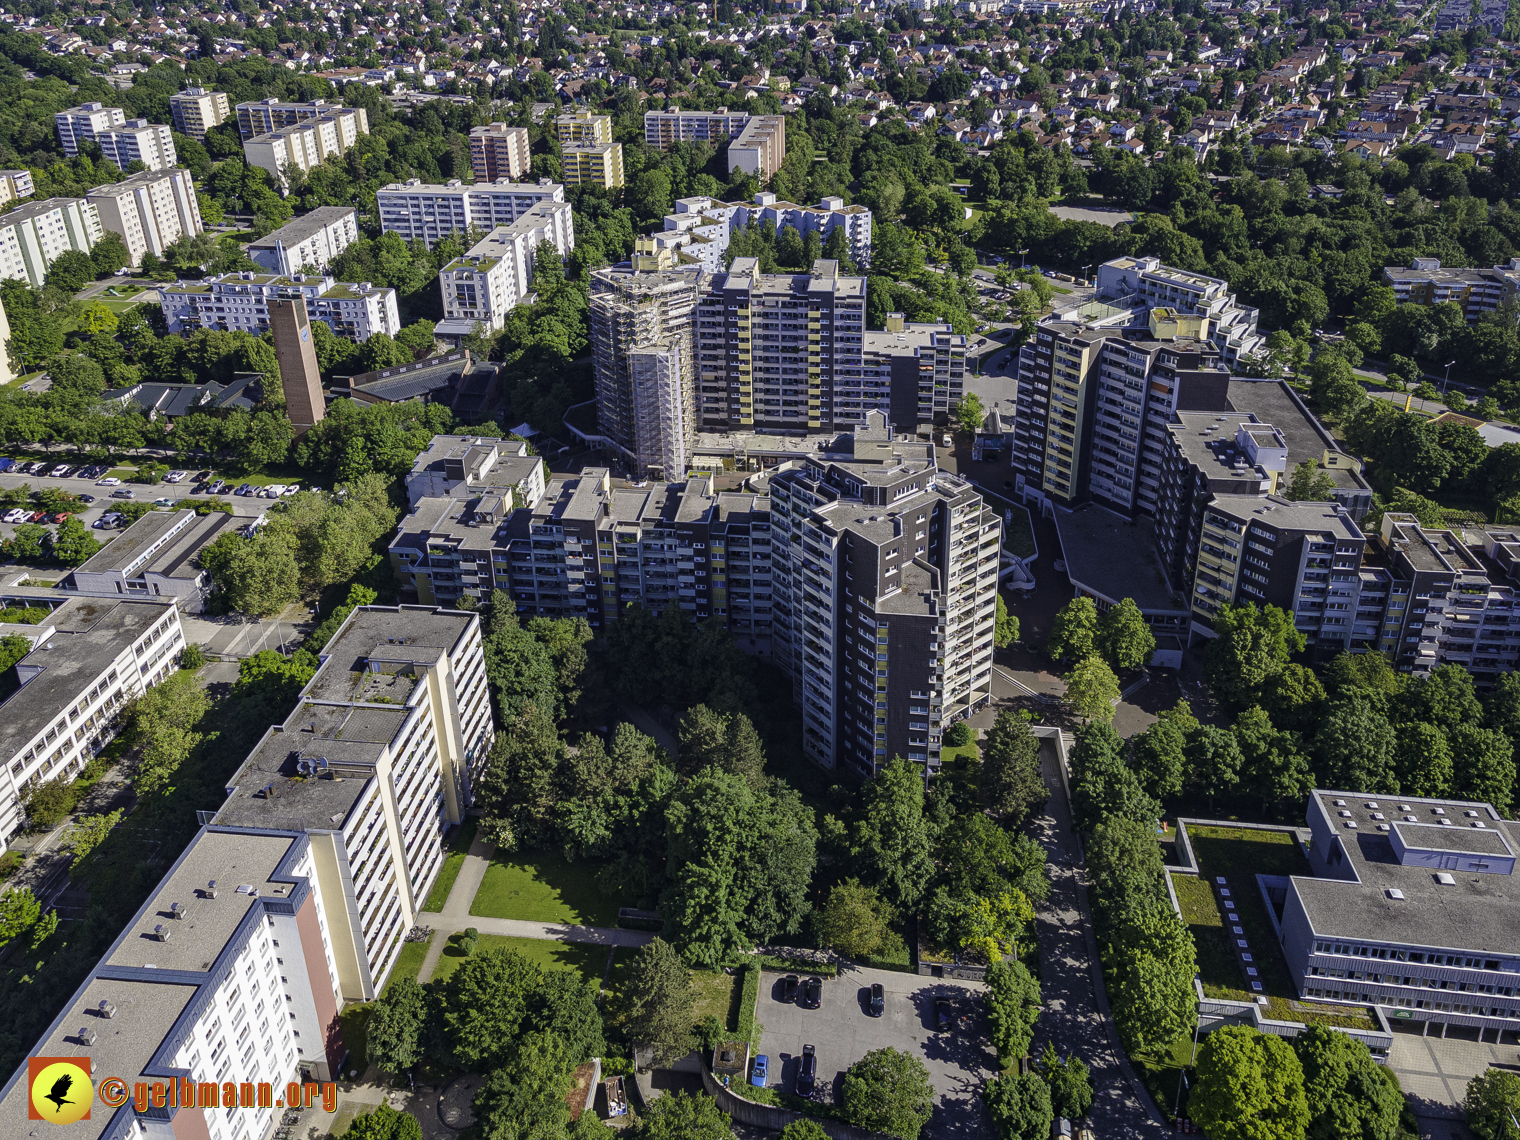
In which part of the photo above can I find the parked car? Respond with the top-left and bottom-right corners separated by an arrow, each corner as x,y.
97,477 -> 121,486
869,983 -> 884,1017
189,482 -> 208,495
111,488 -> 134,499
194,470 -> 211,482
164,470 -> 186,483
0,458 -> 14,473
281,484 -> 299,496
751,1055 -> 769,1088
2,508 -> 26,523
796,1045 -> 817,1099
46,512 -> 70,524
28,510 -> 46,523
76,493 -> 94,504
781,975 -> 799,1003
209,480 -> 228,494
235,483 -> 253,496
50,465 -> 71,477
801,976 -> 822,1010
153,497 -> 175,507
936,997 -> 954,1031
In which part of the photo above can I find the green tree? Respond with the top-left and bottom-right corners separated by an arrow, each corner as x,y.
979,710 -> 1045,822
472,1031 -> 574,1140
22,778 -> 74,829
1048,596 -> 1098,663
983,958 -> 1042,1062
841,1048 -> 936,1140
44,249 -> 95,293
1130,719 -> 1188,799
1292,1024 -> 1404,1140
1234,707 -> 1314,812
1205,603 -> 1305,712
1096,598 -> 1156,672
1086,815 -> 1167,931
60,809 -> 122,868
478,701 -> 566,850
29,908 -> 58,950
995,594 -> 1019,648
344,1104 -> 423,1140
815,878 -> 894,959
1464,1070 -> 1520,1140
1037,1043 -> 1094,1120
481,595 -> 559,721
1064,655 -> 1120,723
984,1071 -> 1053,1140
90,231 -> 132,278
1314,692 -> 1398,795
0,633 -> 32,677
851,757 -> 935,913
366,977 -> 431,1076
432,945 -> 543,1072
49,516 -> 101,567
5,523 -> 48,562
638,1091 -> 734,1140
1185,725 -> 1244,808
1283,459 -> 1338,502
1391,722 -> 1453,798
1108,909 -> 1197,1054
779,1123 -> 830,1140
0,887 -> 41,949
1190,1026 -> 1310,1140
1449,724 -> 1516,815
956,392 -> 986,435
198,529 -> 300,616
617,938 -> 695,1065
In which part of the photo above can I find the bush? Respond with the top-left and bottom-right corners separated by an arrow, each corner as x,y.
841,1048 -> 935,1140
0,850 -> 22,879
944,721 -> 975,747
23,778 -> 76,830
178,644 -> 206,670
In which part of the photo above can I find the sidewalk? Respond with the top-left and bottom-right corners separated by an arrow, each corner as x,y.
416,831 -> 652,982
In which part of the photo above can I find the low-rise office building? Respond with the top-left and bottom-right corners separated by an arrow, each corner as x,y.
96,118 -> 176,172
247,207 -> 359,275
0,196 -> 102,288
1281,790 -> 1520,1035
375,178 -> 565,248
169,85 -> 230,138
67,508 -> 239,599
159,272 -> 400,341
0,597 -> 185,842
86,167 -> 203,268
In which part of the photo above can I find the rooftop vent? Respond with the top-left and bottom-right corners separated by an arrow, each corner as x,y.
1378,823 -> 1391,831
96,999 -> 116,1019
1434,807 -> 1446,815
170,902 -> 187,920
151,924 -> 171,942
1344,820 -> 1358,828
1466,810 -> 1480,817
77,1027 -> 97,1047
1473,821 -> 1488,828
1371,813 -> 1385,820
205,880 -> 218,899
1386,888 -> 1405,900
1399,804 -> 1412,811
1366,802 -> 1379,809
1435,873 -> 1457,885
1333,798 -> 1347,806
1439,818 -> 1454,826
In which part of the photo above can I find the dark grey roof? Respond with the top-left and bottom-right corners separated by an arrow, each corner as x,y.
1227,379 -> 1367,490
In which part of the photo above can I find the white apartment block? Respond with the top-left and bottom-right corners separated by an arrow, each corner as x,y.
212,605 -> 496,998
159,271 -> 400,342
1095,256 -> 1267,365
644,107 -> 754,148
747,193 -> 873,267
0,196 -> 102,288
0,597 -> 184,842
55,101 -> 125,156
235,97 -> 367,140
437,200 -> 574,336
244,111 -> 368,191
87,167 -> 203,267
170,85 -> 231,138
728,116 -> 787,179
97,118 -> 177,172
0,169 -> 34,208
469,122 -> 531,182
0,826 -> 348,1137
247,207 -> 360,275
375,178 -> 565,248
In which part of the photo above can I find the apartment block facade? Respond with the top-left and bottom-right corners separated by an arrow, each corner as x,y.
0,196 -> 102,288
247,206 -> 360,275
644,108 -> 754,148
743,192 -> 873,267
97,119 -> 176,172
55,101 -> 124,156
729,115 -> 787,179
469,122 -> 531,182
235,98 -> 367,140
375,178 -> 565,248
1383,257 -> 1520,324
159,272 -> 400,342
86,167 -> 203,267
244,110 -> 369,190
0,597 -> 185,842
554,110 -> 613,147
561,142 -> 626,189
438,200 -> 575,335
169,85 -> 230,138
0,169 -> 34,208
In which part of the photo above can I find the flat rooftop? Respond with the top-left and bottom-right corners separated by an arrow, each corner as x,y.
1053,505 -> 1188,615
0,597 -> 176,765
0,828 -> 303,1140
246,206 -> 356,251
1227,380 -> 1366,490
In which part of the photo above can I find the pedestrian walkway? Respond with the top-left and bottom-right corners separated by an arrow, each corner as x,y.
1027,736 -> 1169,1140
416,830 -> 652,982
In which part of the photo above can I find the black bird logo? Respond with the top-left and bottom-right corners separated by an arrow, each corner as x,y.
43,1073 -> 75,1114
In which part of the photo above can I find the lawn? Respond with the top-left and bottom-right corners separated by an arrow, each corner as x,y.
469,847 -> 621,926
973,490 -> 1038,559
429,932 -> 610,986
690,968 -> 743,1028
422,817 -> 478,912
1175,824 -> 1376,1029
940,740 -> 980,765
382,935 -> 432,995
1130,1031 -> 1201,1124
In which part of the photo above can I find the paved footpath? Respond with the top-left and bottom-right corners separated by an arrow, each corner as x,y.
1027,735 -> 1170,1140
415,830 -> 652,982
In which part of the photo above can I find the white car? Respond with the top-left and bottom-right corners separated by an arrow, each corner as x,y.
96,477 -> 121,486
3,508 -> 27,523
93,513 -> 122,529
164,470 -> 186,484
49,464 -> 70,478
281,484 -> 299,497
153,497 -> 175,507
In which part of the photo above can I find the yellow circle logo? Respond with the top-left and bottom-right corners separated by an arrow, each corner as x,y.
30,1061 -> 92,1125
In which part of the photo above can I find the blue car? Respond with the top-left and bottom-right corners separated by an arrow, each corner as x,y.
751,1055 -> 769,1088
0,458 -> 13,473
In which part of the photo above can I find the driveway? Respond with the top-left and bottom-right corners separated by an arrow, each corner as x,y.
755,966 -> 996,1140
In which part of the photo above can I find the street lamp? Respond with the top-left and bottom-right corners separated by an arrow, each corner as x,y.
1018,247 -> 1028,269
1442,359 -> 1456,395
1081,263 -> 1092,285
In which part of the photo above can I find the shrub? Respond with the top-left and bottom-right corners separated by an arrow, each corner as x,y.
944,721 -> 975,747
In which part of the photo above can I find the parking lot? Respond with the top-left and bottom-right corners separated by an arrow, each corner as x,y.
755,966 -> 996,1139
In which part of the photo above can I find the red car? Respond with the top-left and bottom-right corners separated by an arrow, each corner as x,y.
28,510 -> 46,523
